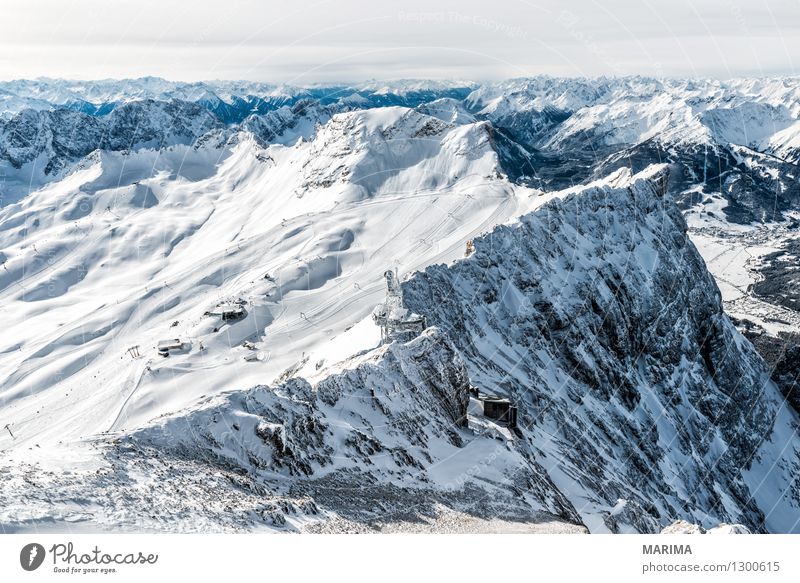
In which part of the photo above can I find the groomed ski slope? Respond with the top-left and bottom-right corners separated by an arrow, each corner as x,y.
0,107 -> 553,458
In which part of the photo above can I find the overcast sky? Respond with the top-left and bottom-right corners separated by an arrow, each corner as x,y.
0,0 -> 798,82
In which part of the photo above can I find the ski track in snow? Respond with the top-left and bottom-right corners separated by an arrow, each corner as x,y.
0,109 -> 539,455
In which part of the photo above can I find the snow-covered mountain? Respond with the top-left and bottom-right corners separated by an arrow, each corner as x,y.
0,78 -> 476,123
1,77 -> 799,533
0,104 -> 531,458
473,78 -> 800,219
5,75 -> 800,214
0,99 -> 225,203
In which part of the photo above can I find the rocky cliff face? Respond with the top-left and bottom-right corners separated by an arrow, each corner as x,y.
403,167 -> 800,533
129,329 -> 472,480
94,328 -> 579,531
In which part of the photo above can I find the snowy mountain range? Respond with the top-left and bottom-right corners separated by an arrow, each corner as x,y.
0,77 -> 798,533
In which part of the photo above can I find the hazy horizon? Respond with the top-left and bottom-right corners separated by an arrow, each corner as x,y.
2,72 -> 800,86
